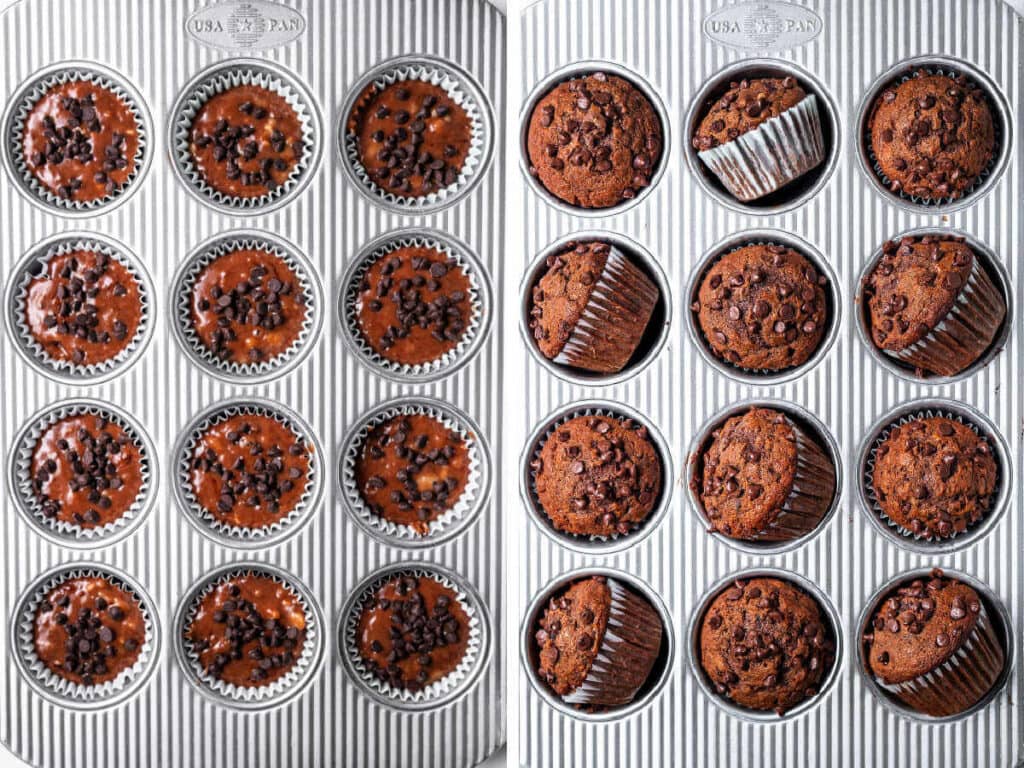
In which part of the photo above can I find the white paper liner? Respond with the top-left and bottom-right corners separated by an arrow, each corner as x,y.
16,566 -> 156,704
342,62 -> 486,210
179,566 -> 319,704
12,402 -> 154,543
176,402 -> 320,543
8,68 -> 148,211
341,567 -> 483,705
341,234 -> 484,378
340,403 -> 483,542
865,407 -> 1000,542
697,94 -> 824,202
173,236 -> 318,379
12,237 -> 152,380
172,66 -> 317,210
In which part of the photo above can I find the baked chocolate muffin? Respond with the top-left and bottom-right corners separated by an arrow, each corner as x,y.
532,413 -> 662,538
870,416 -> 997,539
863,569 -> 1005,717
699,576 -> 835,714
696,407 -> 835,543
534,575 -> 663,709
693,243 -> 828,372
863,235 -> 1005,377
693,77 -> 808,150
867,70 -> 996,201
527,72 -> 662,209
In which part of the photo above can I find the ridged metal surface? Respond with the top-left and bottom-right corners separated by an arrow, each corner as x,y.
511,1 -> 1021,766
0,1 -> 505,767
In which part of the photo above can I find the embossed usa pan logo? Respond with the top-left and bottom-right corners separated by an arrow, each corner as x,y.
186,0 -> 306,53
703,0 -> 822,53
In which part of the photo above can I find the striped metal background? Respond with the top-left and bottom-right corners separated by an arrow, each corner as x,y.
511,0 -> 1022,766
0,1 -> 505,767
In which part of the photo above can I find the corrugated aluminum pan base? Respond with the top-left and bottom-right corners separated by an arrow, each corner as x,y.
511,0 -> 1022,766
0,1 -> 505,766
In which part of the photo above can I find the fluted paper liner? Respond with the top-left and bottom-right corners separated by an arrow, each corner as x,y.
697,94 -> 824,202
15,566 -> 156,704
12,402 -> 155,543
342,567 -> 483,705
341,234 -> 484,379
341,402 -> 484,542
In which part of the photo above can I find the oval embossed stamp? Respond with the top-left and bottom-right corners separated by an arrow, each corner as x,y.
703,1 -> 822,53
187,0 -> 306,53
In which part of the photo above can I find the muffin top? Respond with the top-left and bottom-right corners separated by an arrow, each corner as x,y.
25,249 -> 143,367
694,244 -> 828,371
356,573 -> 469,692
22,80 -> 140,202
693,76 -> 808,151
864,569 -> 983,685
31,413 -> 145,529
868,71 -> 995,201
186,573 -> 306,688
527,72 -> 662,209
864,235 -> 975,352
189,84 -> 304,199
347,79 -> 471,198
355,245 -> 473,366
33,575 -> 146,685
534,576 -> 612,697
871,416 -> 997,539
533,413 -> 662,538
699,577 -> 834,714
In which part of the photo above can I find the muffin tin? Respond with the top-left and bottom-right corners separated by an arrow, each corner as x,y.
0,1 -> 504,768
512,1 -> 1021,767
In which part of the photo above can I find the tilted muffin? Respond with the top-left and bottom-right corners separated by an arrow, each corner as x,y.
532,413 -> 662,538
535,575 -> 663,709
870,416 -> 997,540
693,243 -> 828,372
527,72 -> 662,209
863,569 -> 1005,717
529,241 -> 659,375
699,577 -> 835,714
864,235 -> 1005,377
696,407 -> 835,543
868,70 -> 996,201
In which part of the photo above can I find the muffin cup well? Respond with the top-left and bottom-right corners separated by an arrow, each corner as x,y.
339,398 -> 490,548
173,399 -> 324,548
6,233 -> 155,385
170,231 -> 323,384
1,62 -> 152,215
857,399 -> 1011,554
686,400 -> 841,555
521,400 -> 673,554
169,59 -> 322,214
339,229 -> 490,383
174,563 -> 324,709
10,399 -> 157,547
339,564 -> 488,710
11,564 -> 159,708
339,55 -> 492,214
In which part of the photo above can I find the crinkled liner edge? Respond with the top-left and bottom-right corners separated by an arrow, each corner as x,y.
177,403 -> 320,542
174,236 -> 318,377
14,402 -> 154,542
341,566 -> 483,705
172,67 -> 317,209
343,63 -> 486,209
864,407 -> 1001,542
13,237 -> 152,379
9,68 -> 148,211
341,234 -> 484,377
179,566 -> 319,703
341,402 -> 483,541
16,566 -> 156,703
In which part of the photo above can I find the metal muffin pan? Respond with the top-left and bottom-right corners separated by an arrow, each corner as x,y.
0,1 -> 505,767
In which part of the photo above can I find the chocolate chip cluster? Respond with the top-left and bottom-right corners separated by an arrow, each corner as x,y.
39,592 -> 138,684
692,76 -> 805,151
